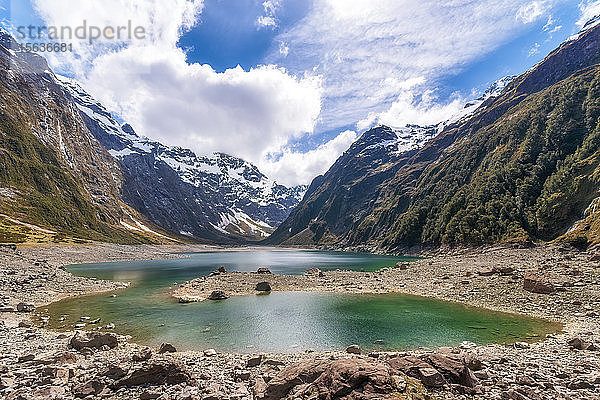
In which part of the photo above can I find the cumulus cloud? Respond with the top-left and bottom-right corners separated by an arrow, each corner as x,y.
269,0 -> 563,132
260,130 -> 358,186
31,0 -> 324,185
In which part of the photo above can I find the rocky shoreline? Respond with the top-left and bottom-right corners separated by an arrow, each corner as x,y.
0,243 -> 599,399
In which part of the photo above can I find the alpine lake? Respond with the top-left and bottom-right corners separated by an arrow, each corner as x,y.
40,249 -> 561,353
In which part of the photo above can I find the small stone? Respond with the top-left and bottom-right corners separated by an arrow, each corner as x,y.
345,345 -> 361,354
514,342 -> 530,349
133,347 -> 153,362
256,267 -> 272,274
478,268 -> 495,276
394,262 -> 409,270
16,302 -> 35,313
158,343 -> 177,354
204,348 -> 217,357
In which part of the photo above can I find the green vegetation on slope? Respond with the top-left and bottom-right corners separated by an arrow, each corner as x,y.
359,67 -> 600,248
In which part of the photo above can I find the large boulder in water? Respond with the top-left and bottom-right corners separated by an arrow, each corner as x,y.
208,290 -> 228,300
70,332 -> 118,350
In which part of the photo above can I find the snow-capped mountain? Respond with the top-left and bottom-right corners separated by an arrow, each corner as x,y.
57,76 -> 306,242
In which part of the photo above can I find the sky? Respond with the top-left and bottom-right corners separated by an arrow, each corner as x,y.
0,0 -> 599,186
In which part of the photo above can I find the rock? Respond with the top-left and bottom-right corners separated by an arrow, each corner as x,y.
568,337 -> 596,351
423,353 -> 477,387
567,379 -> 594,390
0,306 -> 15,312
204,348 -> 217,357
255,358 -> 409,400
255,281 -> 272,292
133,347 -> 153,361
115,360 -> 192,387
73,379 -> 104,398
523,271 -> 555,294
70,331 -> 118,350
346,344 -> 361,354
208,290 -> 228,300
16,302 -> 35,313
247,355 -> 263,368
492,266 -> 515,275
514,342 -> 530,349
216,266 -> 227,273
18,321 -> 33,328
477,268 -> 495,276
394,262 -> 409,270
140,389 -> 162,400
235,370 -> 251,381
102,364 -> 129,380
256,267 -> 272,274
18,354 -> 35,362
105,323 -> 115,329
417,367 -> 445,388
158,343 -> 177,354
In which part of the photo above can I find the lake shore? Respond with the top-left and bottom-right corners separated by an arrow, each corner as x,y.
0,243 -> 599,399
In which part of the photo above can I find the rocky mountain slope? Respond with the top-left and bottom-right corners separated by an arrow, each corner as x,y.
0,31 -> 165,244
0,30 -> 304,244
268,21 -> 600,250
57,77 -> 306,242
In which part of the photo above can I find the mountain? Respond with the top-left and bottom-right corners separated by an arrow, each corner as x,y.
0,31 -> 165,244
57,77 -> 306,242
268,20 -> 600,250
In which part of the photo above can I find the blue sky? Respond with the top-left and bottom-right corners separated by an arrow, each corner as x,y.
0,1 -> 597,185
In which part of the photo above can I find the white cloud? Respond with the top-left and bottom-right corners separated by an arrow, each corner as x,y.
269,0 -> 563,132
577,1 -> 600,27
516,1 -> 549,24
31,0 -> 325,185
260,130 -> 358,186
528,42 -> 541,56
256,0 -> 281,29
358,90 -> 466,131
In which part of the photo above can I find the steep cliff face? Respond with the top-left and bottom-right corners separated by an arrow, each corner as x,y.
57,77 -> 306,243
0,31 -> 160,243
270,22 -> 600,250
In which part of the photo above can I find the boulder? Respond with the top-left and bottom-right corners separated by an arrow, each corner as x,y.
568,337 -> 597,351
133,347 -> 152,362
114,360 -> 192,387
256,267 -> 272,274
204,348 -> 217,357
158,343 -> 177,354
73,379 -> 104,398
523,271 -> 555,294
394,262 -> 409,270
417,367 -> 445,388
346,344 -> 361,354
208,290 -> 228,300
70,331 -> 118,350
254,358 -> 410,400
255,281 -> 272,292
16,302 -> 35,313
246,355 -> 263,368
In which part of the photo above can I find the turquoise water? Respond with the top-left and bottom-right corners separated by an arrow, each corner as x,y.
42,249 -> 559,353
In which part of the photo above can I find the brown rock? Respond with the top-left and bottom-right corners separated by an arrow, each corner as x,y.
158,343 -> 177,354
115,360 -> 192,387
417,367 -> 445,388
133,346 -> 153,361
70,331 -> 118,350
255,358 -> 408,400
255,282 -> 272,292
346,344 -> 361,354
523,271 -> 555,294
73,379 -> 104,398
